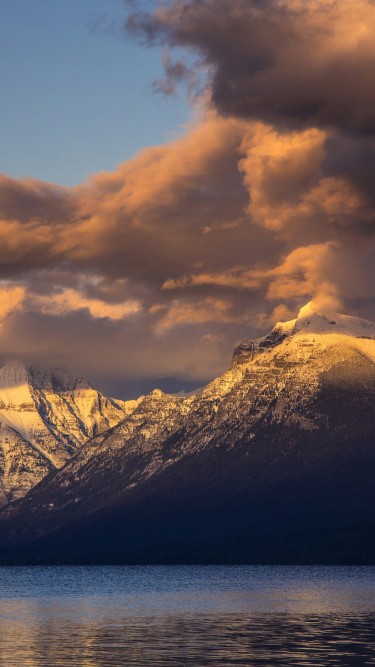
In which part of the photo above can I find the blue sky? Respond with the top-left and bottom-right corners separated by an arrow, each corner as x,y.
0,0 -> 189,186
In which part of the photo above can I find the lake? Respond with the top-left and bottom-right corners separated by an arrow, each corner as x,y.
0,566 -> 374,665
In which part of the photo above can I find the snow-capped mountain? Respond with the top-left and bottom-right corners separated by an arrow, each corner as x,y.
0,360 -> 141,505
232,301 -> 375,364
3,302 -> 375,564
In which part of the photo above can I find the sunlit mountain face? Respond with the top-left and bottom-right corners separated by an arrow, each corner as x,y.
1,302 -> 375,564
0,361 -> 142,505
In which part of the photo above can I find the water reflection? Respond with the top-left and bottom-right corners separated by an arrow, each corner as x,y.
0,566 -> 374,666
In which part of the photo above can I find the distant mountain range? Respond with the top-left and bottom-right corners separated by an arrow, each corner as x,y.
0,361 -> 141,504
2,302 -> 375,564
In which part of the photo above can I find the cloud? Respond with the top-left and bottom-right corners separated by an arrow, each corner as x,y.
0,285 -> 26,325
1,108 -> 375,394
0,115 -> 255,279
239,124 -> 327,231
154,297 -> 236,333
153,50 -> 194,96
0,175 -> 75,225
162,242 -> 340,303
30,289 -> 141,321
0,106 -> 375,395
128,0 -> 375,134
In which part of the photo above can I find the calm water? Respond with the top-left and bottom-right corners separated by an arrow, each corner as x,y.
0,566 -> 374,666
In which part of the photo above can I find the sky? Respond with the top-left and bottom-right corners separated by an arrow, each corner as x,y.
0,0 -> 189,186
1,0 -> 375,398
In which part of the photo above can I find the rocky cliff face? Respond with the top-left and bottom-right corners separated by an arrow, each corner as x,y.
3,303 -> 375,564
0,361 -> 141,504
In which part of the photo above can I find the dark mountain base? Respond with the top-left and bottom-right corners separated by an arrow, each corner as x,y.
1,433 -> 375,565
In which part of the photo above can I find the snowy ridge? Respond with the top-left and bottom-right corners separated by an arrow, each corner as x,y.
0,361 -> 141,504
233,302 -> 375,366
275,302 -> 375,338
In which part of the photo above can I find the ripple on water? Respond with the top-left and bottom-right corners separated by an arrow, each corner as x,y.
0,566 -> 375,666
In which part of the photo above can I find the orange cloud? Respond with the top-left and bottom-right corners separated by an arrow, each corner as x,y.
0,285 -> 26,325
155,297 -> 236,334
31,289 -> 141,321
163,242 -> 339,305
239,124 -> 326,230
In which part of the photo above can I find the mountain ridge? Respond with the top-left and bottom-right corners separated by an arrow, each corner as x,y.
2,302 -> 375,564
0,360 -> 142,505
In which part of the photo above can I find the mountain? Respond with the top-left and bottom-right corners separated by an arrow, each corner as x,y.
0,360 -> 141,505
2,302 -> 375,564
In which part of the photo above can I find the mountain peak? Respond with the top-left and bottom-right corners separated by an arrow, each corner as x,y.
232,302 -> 375,366
274,301 -> 375,339
0,360 -> 29,388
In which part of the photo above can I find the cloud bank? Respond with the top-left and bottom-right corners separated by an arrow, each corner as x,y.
1,0 -> 375,396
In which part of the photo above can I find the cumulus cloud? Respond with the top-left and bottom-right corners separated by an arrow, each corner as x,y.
128,0 -> 375,134
0,175 -> 75,225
